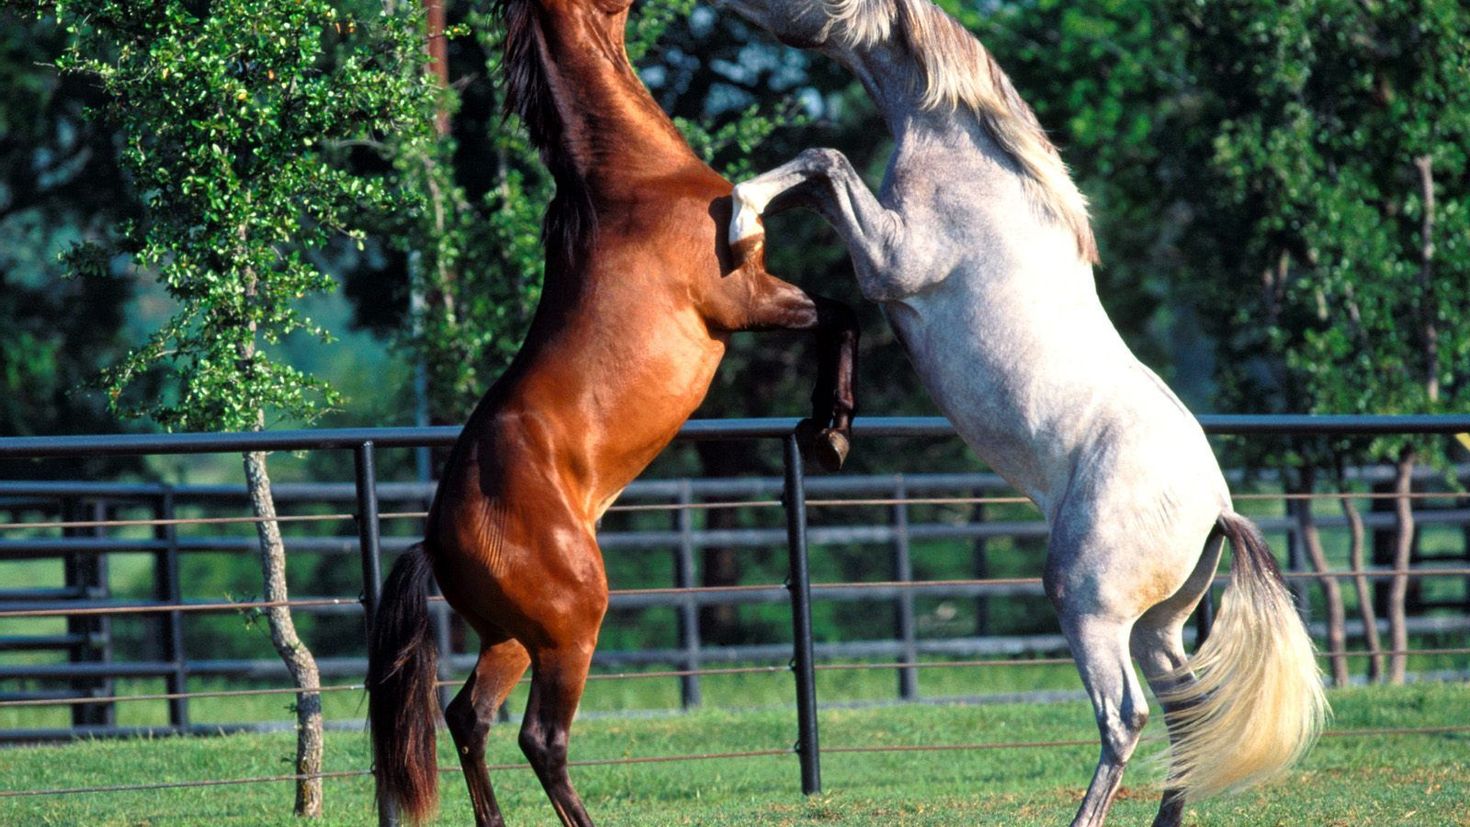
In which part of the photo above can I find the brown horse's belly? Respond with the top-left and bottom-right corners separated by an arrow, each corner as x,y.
490,303 -> 725,521
580,314 -> 726,512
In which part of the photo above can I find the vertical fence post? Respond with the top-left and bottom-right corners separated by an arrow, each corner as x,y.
90,498 -> 115,727
65,496 -> 112,727
1285,496 -> 1310,619
354,441 -> 397,827
972,494 -> 989,636
61,496 -> 84,726
891,476 -> 918,701
782,435 -> 821,795
355,442 -> 384,628
154,488 -> 189,731
433,602 -> 455,712
1462,510 -> 1470,615
674,480 -> 702,709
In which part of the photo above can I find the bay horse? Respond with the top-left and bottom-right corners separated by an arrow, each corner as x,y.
716,1 -> 1327,824
365,0 -> 859,823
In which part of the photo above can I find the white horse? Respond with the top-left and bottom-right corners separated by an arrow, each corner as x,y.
718,1 -> 1327,824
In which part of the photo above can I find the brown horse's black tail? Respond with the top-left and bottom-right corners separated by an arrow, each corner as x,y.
367,542 -> 440,824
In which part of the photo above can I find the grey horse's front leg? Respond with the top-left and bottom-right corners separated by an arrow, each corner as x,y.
731,148 -> 925,302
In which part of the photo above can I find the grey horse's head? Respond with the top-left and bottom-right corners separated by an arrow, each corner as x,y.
713,0 -> 839,49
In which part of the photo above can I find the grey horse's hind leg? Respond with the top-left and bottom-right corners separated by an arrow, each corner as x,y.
1130,529 -> 1225,827
1061,614 -> 1150,827
1131,620 -> 1194,827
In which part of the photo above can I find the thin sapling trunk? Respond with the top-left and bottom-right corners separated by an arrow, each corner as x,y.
1340,494 -> 1383,682
244,450 -> 325,817
1388,450 -> 1415,684
1292,477 -> 1349,687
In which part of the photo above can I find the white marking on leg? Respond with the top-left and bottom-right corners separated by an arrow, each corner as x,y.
730,184 -> 767,246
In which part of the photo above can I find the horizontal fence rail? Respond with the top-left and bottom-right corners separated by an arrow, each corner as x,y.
3,415 -> 1469,811
4,414 -> 1470,458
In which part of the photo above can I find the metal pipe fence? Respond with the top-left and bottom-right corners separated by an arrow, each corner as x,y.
2,415 -> 1470,804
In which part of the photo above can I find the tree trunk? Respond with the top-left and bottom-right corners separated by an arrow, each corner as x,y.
1292,478 -> 1349,687
1412,155 -> 1439,404
1340,495 -> 1383,683
1388,450 -> 1415,684
234,229 -> 323,815
243,450 -> 324,816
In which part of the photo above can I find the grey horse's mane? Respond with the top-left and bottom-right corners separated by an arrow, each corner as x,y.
824,0 -> 1098,262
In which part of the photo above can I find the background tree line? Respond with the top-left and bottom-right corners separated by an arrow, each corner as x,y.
6,0 -> 1468,813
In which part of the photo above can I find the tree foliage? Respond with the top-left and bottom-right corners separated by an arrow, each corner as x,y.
50,0 -> 435,433
953,0 -> 1201,376
1184,0 -> 1469,460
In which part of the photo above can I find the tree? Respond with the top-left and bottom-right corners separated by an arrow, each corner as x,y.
47,0 -> 435,813
1178,0 -> 1470,683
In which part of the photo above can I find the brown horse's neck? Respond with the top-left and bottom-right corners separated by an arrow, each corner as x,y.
505,1 -> 700,187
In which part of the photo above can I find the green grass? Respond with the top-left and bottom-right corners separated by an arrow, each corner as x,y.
6,642 -> 1465,731
1,683 -> 1465,826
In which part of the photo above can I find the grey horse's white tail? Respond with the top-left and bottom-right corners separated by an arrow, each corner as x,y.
1161,511 -> 1328,800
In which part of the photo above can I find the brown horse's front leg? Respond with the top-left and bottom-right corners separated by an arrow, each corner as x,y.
709,273 -> 859,471
799,295 -> 859,470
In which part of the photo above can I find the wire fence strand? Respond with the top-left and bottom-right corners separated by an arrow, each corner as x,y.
820,724 -> 1470,757
0,512 -> 356,532
2,567 -> 1467,620
0,682 -> 367,709
5,484 -> 1468,532
0,596 -> 359,620
2,725 -> 1465,800
6,647 -> 1467,710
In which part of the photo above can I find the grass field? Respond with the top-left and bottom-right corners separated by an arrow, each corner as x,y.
1,682 -> 1465,826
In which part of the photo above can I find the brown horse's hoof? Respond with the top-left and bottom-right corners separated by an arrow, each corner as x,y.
795,419 -> 849,472
814,428 -> 850,472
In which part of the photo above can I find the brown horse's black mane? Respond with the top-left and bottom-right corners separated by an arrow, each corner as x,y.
497,0 -> 596,271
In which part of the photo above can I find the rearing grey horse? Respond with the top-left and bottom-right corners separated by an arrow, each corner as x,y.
717,1 -> 1327,825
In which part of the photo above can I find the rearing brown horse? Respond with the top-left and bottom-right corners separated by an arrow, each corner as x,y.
366,1 -> 859,824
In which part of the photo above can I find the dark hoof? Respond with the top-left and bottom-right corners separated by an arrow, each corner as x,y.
795,419 -> 849,472
814,428 -> 849,472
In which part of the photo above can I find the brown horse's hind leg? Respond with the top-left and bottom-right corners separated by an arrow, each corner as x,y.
446,638 -> 531,827
519,644 -> 598,827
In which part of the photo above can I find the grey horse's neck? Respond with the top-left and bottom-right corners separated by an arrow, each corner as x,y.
829,38 -> 952,141
834,38 -> 970,145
